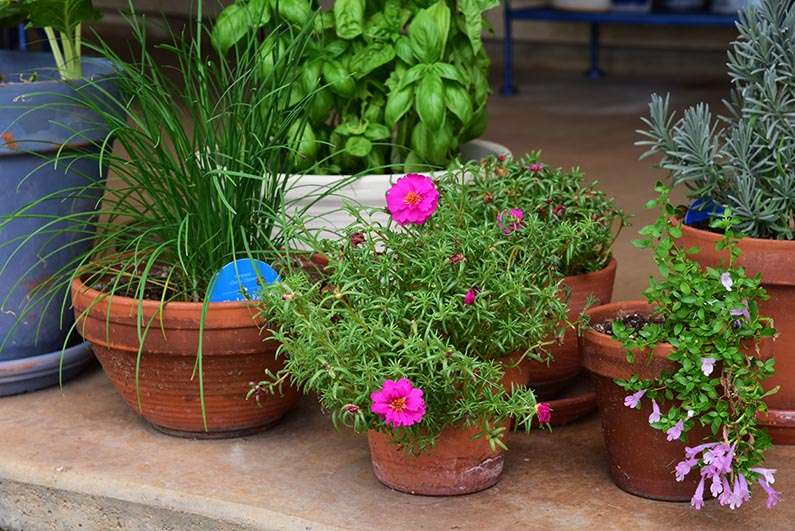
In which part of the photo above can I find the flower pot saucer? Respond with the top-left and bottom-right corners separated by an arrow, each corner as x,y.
0,341 -> 95,397
532,373 -> 597,428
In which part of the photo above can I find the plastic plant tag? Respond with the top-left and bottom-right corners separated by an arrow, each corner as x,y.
209,259 -> 280,303
684,198 -> 725,227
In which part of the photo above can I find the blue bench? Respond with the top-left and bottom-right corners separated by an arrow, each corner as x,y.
501,4 -> 739,94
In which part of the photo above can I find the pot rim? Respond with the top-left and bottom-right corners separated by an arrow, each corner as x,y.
582,299 -> 674,355
564,256 -> 617,283
675,216 -> 795,250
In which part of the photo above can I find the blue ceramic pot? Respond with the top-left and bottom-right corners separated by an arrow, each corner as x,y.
0,50 -> 119,394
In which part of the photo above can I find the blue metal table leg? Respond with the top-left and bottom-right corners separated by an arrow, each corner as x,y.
586,22 -> 604,79
501,2 -> 518,95
17,24 -> 27,51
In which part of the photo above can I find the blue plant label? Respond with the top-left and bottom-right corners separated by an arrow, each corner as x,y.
684,198 -> 725,226
209,259 -> 280,303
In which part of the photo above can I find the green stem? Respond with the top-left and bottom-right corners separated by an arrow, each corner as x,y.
43,27 -> 67,79
60,30 -> 80,80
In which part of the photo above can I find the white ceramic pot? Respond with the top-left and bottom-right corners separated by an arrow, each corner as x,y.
287,139 -> 511,234
552,0 -> 611,11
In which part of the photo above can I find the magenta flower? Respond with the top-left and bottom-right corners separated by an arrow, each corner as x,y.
623,389 -> 645,409
720,272 -> 733,291
701,357 -> 716,377
463,288 -> 479,306
529,162 -> 544,173
350,232 -> 366,247
497,208 -> 524,235
666,420 -> 685,441
536,402 -> 552,423
370,378 -> 426,428
648,398 -> 661,424
759,478 -> 782,509
385,174 -> 439,226
691,476 -> 706,510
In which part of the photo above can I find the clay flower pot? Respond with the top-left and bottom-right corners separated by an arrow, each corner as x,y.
678,222 -> 795,444
71,277 -> 299,438
581,300 -> 709,501
367,422 -> 507,496
528,258 -> 616,398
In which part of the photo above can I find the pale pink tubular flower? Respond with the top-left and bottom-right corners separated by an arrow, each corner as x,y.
691,476 -> 706,510
759,479 -> 782,509
751,467 -> 777,485
624,389 -> 645,409
720,272 -> 733,291
370,378 -> 426,428
385,174 -> 439,225
648,398 -> 661,424
701,357 -> 717,377
666,420 -> 685,441
676,457 -> 697,481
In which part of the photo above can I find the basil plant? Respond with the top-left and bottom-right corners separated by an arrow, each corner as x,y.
212,0 -> 498,174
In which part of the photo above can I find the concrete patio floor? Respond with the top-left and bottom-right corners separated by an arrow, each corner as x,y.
4,72 -> 787,530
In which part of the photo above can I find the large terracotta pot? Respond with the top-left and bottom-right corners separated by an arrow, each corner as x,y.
501,350 -> 531,391
71,277 -> 299,438
581,300 -> 710,501
678,222 -> 795,444
528,258 -> 617,398
367,422 -> 507,496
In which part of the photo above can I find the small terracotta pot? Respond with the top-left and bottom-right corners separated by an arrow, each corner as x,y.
678,221 -> 795,444
367,422 -> 506,496
71,277 -> 299,438
581,300 -> 709,501
528,258 -> 616,398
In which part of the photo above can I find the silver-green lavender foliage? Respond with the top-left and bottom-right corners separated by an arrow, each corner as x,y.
638,0 -> 795,240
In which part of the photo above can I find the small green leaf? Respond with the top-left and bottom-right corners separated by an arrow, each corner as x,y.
277,0 -> 312,26
350,43 -> 396,79
27,0 -> 101,35
322,59 -> 355,97
416,72 -> 444,131
444,82 -> 473,125
334,0 -> 365,40
408,0 -> 449,64
385,86 -> 413,129
345,136 -> 372,158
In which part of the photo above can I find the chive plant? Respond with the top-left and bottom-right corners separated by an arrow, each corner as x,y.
0,6 -> 336,426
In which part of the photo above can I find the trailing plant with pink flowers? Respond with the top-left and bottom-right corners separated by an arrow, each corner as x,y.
254,172 -> 567,451
466,153 -> 627,276
613,184 -> 779,510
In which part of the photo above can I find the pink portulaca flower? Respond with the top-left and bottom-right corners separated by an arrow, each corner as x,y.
370,378 -> 426,428
536,402 -> 552,424
529,162 -> 544,173
463,287 -> 479,306
385,174 -> 439,226
497,208 -> 524,235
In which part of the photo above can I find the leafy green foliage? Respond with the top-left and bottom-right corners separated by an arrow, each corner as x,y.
614,184 -> 776,483
212,0 -> 498,174
25,0 -> 99,34
638,0 -> 795,239
465,153 -> 627,276
255,171 -> 569,450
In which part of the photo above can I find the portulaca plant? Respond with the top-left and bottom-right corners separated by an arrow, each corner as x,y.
616,184 -> 779,510
254,170 -> 567,451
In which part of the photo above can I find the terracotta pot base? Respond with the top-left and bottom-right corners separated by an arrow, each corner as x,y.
367,424 -> 505,496
530,373 -> 597,428
149,417 -> 282,440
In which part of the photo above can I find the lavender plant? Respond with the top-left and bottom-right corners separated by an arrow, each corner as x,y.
637,0 -> 795,240
254,170 -> 568,451
613,184 -> 779,510
467,153 -> 627,276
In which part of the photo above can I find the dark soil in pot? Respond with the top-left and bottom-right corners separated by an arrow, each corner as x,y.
71,277 -> 299,438
581,300 -> 710,501
528,258 -> 616,398
678,220 -> 795,444
367,423 -> 507,496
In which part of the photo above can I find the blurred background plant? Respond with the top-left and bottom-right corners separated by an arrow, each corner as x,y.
212,0 -> 499,174
467,153 -> 627,276
638,0 -> 795,240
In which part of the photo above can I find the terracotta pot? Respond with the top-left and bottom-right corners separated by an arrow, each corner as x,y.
367,422 -> 506,496
581,300 -> 709,501
71,277 -> 299,438
501,350 -> 531,392
678,221 -> 795,444
528,258 -> 616,398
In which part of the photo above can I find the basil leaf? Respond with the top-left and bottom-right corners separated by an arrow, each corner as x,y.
345,136 -> 372,158
289,122 -> 319,171
458,0 -> 499,54
395,36 -> 414,65
334,0 -> 365,40
322,59 -> 356,97
408,1 -> 449,64
351,43 -> 396,79
277,0 -> 312,26
309,88 -> 335,124
212,3 -> 253,54
334,120 -> 368,136
444,82 -> 473,125
415,72 -> 444,131
398,64 -> 427,90
257,35 -> 284,80
27,0 -> 101,35
462,104 -> 488,142
385,86 -> 413,129
432,63 -> 466,85
365,123 -> 391,141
